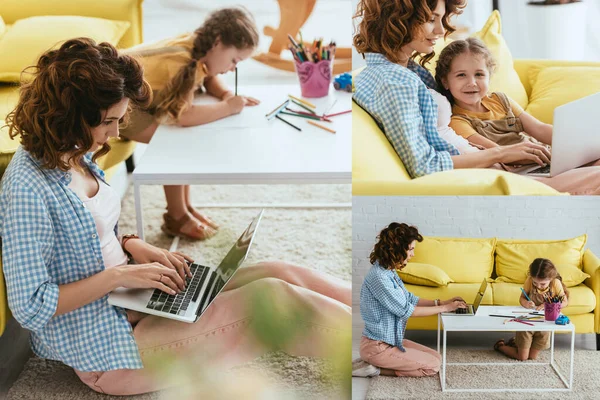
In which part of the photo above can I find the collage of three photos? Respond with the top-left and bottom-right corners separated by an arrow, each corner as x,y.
0,0 -> 599,399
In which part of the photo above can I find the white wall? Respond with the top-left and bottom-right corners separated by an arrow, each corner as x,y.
352,196 -> 600,313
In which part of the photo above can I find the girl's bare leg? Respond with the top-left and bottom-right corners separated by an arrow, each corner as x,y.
183,185 -> 219,229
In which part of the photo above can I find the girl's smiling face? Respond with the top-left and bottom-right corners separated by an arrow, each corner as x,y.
442,51 -> 491,111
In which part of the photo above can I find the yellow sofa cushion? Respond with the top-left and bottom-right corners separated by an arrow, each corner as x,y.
396,263 -> 454,287
492,282 -> 595,315
495,235 -> 587,284
472,11 -> 528,109
0,16 -> 5,38
410,236 -> 496,283
525,67 -> 600,124
0,15 -> 130,82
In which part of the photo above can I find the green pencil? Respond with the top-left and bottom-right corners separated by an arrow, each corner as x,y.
290,99 -> 316,114
280,111 -> 322,121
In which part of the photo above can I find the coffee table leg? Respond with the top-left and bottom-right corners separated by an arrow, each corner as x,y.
134,181 -> 144,240
569,329 -> 574,390
441,328 -> 447,391
437,314 -> 440,353
550,331 -> 555,363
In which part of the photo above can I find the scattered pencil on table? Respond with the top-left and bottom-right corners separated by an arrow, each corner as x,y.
307,120 -> 336,134
275,114 -> 301,131
285,107 -> 332,122
280,111 -> 322,121
288,94 -> 315,109
290,99 -> 317,114
324,109 -> 351,118
265,99 -> 290,120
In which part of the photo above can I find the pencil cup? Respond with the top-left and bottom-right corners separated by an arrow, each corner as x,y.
544,302 -> 561,321
294,59 -> 332,98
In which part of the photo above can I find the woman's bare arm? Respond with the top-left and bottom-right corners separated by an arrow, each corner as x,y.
467,133 -> 500,149
519,111 -> 553,145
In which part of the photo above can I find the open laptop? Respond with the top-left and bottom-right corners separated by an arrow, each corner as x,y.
440,279 -> 488,316
517,92 -> 600,177
108,210 -> 264,323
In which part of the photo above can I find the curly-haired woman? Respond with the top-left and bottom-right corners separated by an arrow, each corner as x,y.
353,0 -> 600,195
353,223 -> 466,378
0,38 -> 351,395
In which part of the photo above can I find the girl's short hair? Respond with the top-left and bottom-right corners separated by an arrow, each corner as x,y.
154,7 -> 259,122
353,0 -> 465,66
435,37 -> 496,102
370,223 -> 423,270
6,37 -> 152,171
529,258 -> 569,298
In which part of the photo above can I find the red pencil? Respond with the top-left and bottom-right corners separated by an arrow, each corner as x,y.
324,110 -> 351,118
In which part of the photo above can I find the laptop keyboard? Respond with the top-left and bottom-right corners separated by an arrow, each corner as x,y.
528,164 -> 551,174
146,263 -> 209,316
455,307 -> 468,314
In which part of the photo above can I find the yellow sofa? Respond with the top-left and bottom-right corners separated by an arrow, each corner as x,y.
353,57 -> 600,196
399,235 -> 600,349
0,0 -> 144,337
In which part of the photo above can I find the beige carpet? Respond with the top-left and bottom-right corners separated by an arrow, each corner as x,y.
366,349 -> 600,399
7,184 -> 351,400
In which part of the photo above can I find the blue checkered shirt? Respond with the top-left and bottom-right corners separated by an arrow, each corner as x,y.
360,262 -> 419,351
353,53 -> 459,178
0,147 -> 142,371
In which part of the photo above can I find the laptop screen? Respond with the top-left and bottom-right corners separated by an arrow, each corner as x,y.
472,279 -> 488,313
199,210 -> 264,313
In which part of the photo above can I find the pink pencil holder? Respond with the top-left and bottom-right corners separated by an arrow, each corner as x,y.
544,302 -> 561,321
294,59 -> 333,98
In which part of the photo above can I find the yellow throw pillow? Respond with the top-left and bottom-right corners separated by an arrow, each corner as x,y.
525,67 -> 600,124
495,234 -> 587,284
410,236 -> 496,283
0,16 -> 130,82
472,11 -> 528,109
396,262 -> 454,287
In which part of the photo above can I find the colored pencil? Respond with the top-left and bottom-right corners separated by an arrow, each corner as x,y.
307,120 -> 336,134
290,99 -> 316,114
489,314 -> 517,318
265,99 -> 290,120
275,115 -> 301,131
235,67 -> 238,96
324,110 -> 352,118
280,111 -> 323,121
285,107 -> 332,122
288,95 -> 316,109
520,288 -> 532,302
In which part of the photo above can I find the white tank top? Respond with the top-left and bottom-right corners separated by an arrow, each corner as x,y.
79,178 -> 128,268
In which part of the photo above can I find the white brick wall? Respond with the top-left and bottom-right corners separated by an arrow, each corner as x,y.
352,196 -> 600,336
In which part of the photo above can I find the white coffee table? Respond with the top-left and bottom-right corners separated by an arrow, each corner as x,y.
132,83 -> 351,239
437,305 -> 575,392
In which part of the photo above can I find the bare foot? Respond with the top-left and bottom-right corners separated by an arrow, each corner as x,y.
162,212 -> 217,241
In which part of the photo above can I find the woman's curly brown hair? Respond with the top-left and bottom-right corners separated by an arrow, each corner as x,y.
154,7 -> 259,122
6,37 -> 152,171
353,0 -> 466,66
370,223 -> 423,270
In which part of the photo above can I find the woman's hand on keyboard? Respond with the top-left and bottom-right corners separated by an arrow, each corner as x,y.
113,263 -> 186,294
498,142 -> 551,166
442,296 -> 465,305
125,240 -> 194,280
442,300 -> 468,313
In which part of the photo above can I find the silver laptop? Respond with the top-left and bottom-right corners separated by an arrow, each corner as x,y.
519,92 -> 600,177
108,210 -> 264,323
441,279 -> 487,316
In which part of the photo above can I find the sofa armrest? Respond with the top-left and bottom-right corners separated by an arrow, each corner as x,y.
0,0 -> 143,48
583,249 -> 600,334
353,169 -> 564,196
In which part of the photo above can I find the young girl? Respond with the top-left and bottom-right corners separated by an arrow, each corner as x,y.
494,258 -> 569,361
0,38 -> 351,396
121,7 -> 261,240
435,37 -> 552,151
